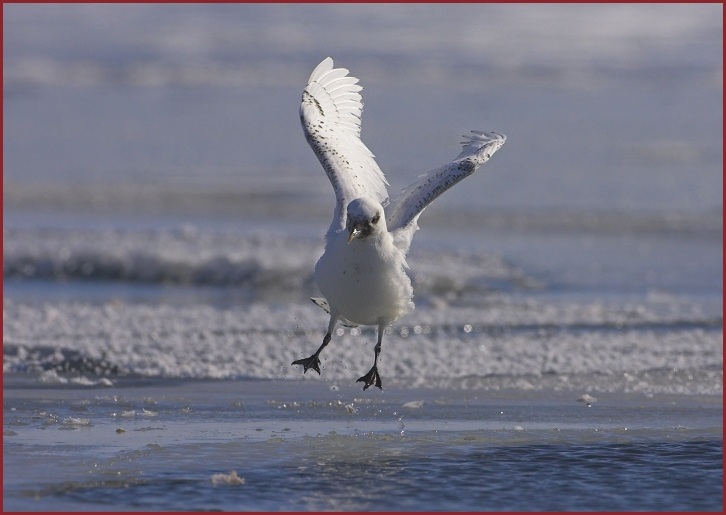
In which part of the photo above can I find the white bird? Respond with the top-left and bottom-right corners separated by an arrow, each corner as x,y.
292,57 -> 506,390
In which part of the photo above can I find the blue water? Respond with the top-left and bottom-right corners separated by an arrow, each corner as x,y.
16,438 -> 722,512
3,3 -> 723,512
3,379 -> 723,512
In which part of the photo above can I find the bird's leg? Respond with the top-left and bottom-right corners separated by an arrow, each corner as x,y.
357,322 -> 385,390
292,314 -> 338,375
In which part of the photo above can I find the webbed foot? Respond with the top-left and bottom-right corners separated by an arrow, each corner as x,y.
291,355 -> 321,375
356,365 -> 382,391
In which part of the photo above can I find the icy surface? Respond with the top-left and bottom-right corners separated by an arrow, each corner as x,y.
4,296 -> 721,395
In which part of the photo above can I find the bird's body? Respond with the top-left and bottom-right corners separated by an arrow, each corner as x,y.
315,199 -> 413,328
292,57 -> 506,389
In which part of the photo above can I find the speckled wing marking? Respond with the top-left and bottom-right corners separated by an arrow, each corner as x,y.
387,131 -> 506,251
300,57 -> 389,232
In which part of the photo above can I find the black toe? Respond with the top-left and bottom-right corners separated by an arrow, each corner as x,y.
292,356 -> 321,375
356,366 -> 382,390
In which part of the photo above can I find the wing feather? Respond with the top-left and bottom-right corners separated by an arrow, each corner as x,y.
387,131 -> 506,252
300,57 -> 389,232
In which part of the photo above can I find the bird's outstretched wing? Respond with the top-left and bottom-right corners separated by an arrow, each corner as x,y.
300,57 -> 389,233
387,131 -> 506,253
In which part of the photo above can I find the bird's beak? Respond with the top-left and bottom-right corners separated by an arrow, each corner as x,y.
347,227 -> 361,244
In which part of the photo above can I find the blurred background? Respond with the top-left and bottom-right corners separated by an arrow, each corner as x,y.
3,3 -> 723,297
3,8 -> 722,511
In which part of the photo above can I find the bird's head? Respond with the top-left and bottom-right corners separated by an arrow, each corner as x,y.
346,198 -> 385,243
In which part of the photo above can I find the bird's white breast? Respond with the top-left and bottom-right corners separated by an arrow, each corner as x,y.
315,230 -> 414,326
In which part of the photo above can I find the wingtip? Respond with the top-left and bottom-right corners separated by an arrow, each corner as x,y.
309,57 -> 335,83
461,130 -> 507,145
